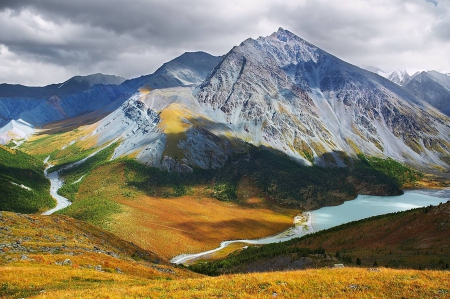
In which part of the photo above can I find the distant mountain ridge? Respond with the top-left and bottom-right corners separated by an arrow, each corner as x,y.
0,52 -> 222,137
363,67 -> 450,117
403,70 -> 450,117
0,73 -> 126,98
149,51 -> 223,88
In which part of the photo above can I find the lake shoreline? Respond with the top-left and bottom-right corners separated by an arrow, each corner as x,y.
171,189 -> 448,265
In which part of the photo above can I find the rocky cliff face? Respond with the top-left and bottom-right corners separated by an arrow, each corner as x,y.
87,86 -> 243,172
193,28 -> 450,169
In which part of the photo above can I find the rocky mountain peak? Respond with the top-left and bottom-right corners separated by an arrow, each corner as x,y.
271,27 -> 294,41
388,70 -> 412,86
195,29 -> 450,169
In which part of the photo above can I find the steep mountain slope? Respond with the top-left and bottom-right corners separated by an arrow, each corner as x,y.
403,71 -> 450,117
361,65 -> 388,78
149,51 -> 223,88
195,28 -> 450,169
81,87 -> 242,172
0,145 -> 54,213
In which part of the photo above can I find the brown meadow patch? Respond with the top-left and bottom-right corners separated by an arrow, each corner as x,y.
75,162 -> 299,259
22,123 -> 100,162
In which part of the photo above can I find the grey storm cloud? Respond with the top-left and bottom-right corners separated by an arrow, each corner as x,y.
0,0 -> 449,85
0,0 -> 255,50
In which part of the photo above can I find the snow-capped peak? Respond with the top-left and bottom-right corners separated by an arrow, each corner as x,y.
388,70 -> 412,86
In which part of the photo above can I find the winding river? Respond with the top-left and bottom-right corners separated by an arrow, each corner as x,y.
171,189 -> 449,265
41,143 -> 116,215
41,160 -> 72,215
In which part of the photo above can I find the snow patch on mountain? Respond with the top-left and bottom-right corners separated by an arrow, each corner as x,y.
388,70 -> 412,86
10,181 -> 32,191
0,119 -> 34,145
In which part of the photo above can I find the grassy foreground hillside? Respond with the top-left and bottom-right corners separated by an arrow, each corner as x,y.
0,146 -> 54,213
2,263 -> 449,298
1,212 -> 449,298
0,211 -> 196,298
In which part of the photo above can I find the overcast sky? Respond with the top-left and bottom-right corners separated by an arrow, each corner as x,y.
0,0 -> 449,86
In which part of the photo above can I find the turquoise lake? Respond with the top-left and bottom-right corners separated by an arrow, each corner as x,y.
311,189 -> 449,231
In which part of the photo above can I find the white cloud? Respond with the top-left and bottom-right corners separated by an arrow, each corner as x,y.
0,44 -> 72,86
0,0 -> 449,85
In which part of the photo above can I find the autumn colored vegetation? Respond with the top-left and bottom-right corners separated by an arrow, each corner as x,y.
59,160 -> 297,258
0,211 -> 197,298
1,263 -> 449,298
190,201 -> 450,275
3,128 -> 445,298
1,211 -> 449,298
55,142 -> 419,212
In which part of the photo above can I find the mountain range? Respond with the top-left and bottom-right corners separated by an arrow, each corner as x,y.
402,71 -> 450,117
1,28 -> 450,172
364,68 -> 450,117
